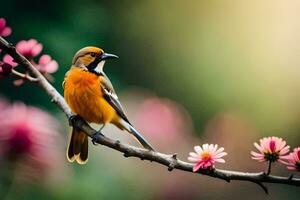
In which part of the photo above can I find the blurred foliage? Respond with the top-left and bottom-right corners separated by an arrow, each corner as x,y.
1,0 -> 300,199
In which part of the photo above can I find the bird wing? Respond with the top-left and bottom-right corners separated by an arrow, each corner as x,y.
100,72 -> 132,125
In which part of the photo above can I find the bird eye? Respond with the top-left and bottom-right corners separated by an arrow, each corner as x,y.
90,52 -> 96,57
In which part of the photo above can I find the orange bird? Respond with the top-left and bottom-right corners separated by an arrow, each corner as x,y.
63,47 -> 155,164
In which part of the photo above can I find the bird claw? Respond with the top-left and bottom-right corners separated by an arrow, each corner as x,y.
91,132 -> 104,145
68,115 -> 82,126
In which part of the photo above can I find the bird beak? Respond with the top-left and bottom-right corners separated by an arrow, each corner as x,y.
99,52 -> 119,61
87,52 -> 119,74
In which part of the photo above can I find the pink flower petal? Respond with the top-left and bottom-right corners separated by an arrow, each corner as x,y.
193,162 -> 202,172
31,43 -> 43,57
203,162 -> 212,168
27,39 -> 38,49
1,27 -> 11,37
292,154 -> 298,161
194,146 -> 202,154
280,146 -> 290,155
39,54 -> 51,65
208,144 -> 214,152
213,144 -> 218,152
296,148 -> 300,158
44,60 -> 58,73
189,152 -> 198,158
254,142 -> 263,152
0,18 -> 6,30
16,40 -> 27,54
215,147 -> 225,154
13,79 -> 24,86
251,158 -> 265,162
188,157 -> 200,162
269,140 -> 276,152
251,151 -> 264,157
203,144 -> 209,150
16,39 -> 43,58
251,156 -> 262,160
280,154 -> 291,160
287,166 -> 296,170
277,140 -> 286,150
278,159 -> 289,165
214,152 -> 227,158
3,54 -> 18,67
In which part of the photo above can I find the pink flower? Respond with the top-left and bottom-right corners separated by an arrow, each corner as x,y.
134,97 -> 191,141
188,144 -> 227,172
16,39 -> 43,58
36,54 -> 58,73
0,55 -> 18,78
0,100 -> 62,182
281,147 -> 300,171
3,54 -> 18,67
0,97 -> 8,110
251,136 -> 290,163
0,18 -> 12,37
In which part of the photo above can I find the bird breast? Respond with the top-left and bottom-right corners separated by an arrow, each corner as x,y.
64,69 -> 108,123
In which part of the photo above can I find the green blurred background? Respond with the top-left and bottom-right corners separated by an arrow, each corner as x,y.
1,0 -> 300,199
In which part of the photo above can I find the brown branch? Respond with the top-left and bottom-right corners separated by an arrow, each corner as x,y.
0,36 -> 299,194
0,37 -> 72,118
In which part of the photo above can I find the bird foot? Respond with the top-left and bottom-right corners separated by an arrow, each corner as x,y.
91,131 -> 104,145
68,115 -> 82,126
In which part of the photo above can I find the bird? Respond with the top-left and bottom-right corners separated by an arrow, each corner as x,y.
63,46 -> 155,164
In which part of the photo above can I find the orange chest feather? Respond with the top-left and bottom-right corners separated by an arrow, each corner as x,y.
63,69 -> 116,124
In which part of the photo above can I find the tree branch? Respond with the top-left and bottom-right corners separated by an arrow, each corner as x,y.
0,36 -> 299,194
11,69 -> 39,82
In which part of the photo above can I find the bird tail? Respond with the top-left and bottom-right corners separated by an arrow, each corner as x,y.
67,128 -> 88,164
118,119 -> 156,151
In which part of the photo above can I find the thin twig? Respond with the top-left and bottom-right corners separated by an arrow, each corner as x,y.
252,181 -> 269,194
0,36 -> 299,194
11,69 -> 38,82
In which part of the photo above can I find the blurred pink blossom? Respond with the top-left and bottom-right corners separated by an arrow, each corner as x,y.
0,99 -> 62,182
0,55 -> 18,78
134,97 -> 190,141
251,136 -> 290,163
281,147 -> 300,171
13,79 -> 25,86
0,18 -> 12,37
3,54 -> 18,67
16,39 -> 43,58
0,97 -> 8,110
188,144 -> 227,172
0,35 -> 58,83
36,54 -> 58,74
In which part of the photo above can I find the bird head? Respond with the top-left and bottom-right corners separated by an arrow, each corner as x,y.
72,46 -> 118,74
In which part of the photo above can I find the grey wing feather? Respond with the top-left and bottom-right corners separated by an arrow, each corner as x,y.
100,72 -> 155,151
100,72 -> 132,125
